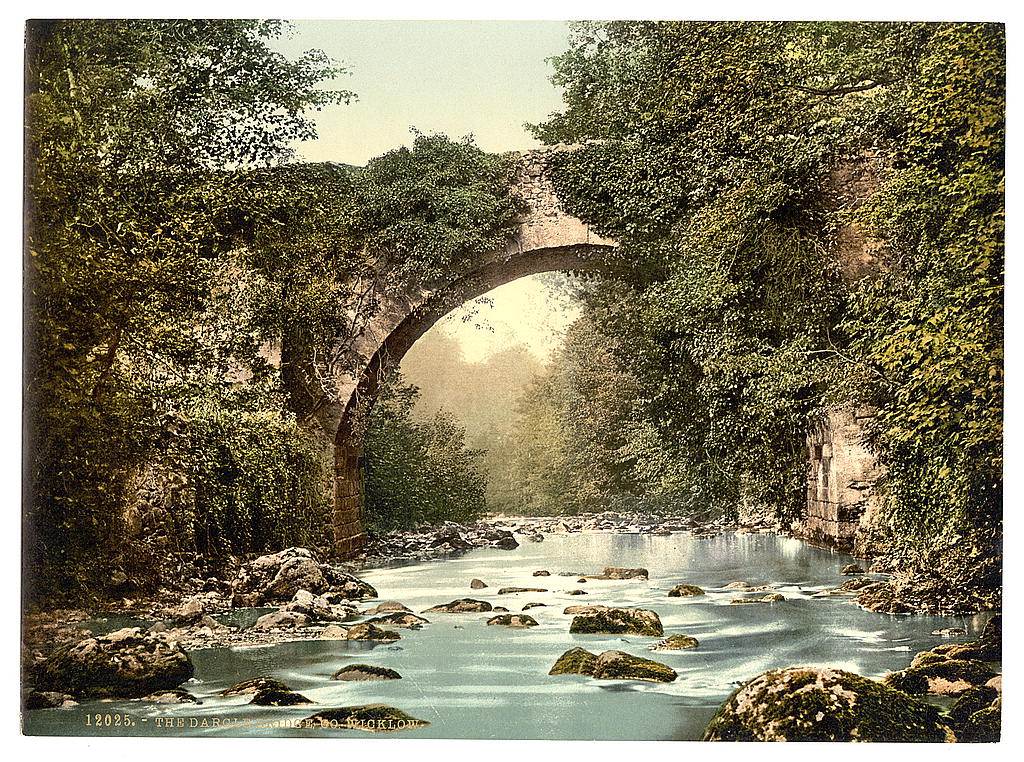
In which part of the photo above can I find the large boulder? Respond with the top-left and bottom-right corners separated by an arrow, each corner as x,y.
569,606 -> 663,637
31,627 -> 194,699
548,648 -> 676,682
703,666 -> 952,742
231,548 -> 377,607
344,623 -> 401,642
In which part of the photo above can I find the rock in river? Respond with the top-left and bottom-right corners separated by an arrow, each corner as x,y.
469,579 -> 488,590
840,563 -> 866,575
422,598 -> 492,614
363,601 -> 412,616
331,664 -> 402,681
651,634 -> 699,650
221,677 -> 291,696
498,587 -> 548,594
363,612 -> 429,629
486,614 -> 538,628
344,623 -> 401,642
702,666 -> 951,742
302,704 -> 429,732
24,691 -> 77,710
668,583 -> 705,597
252,611 -> 311,630
548,647 -> 676,683
568,606 -> 663,637
588,566 -> 649,580
250,688 -> 313,706
31,627 -> 194,699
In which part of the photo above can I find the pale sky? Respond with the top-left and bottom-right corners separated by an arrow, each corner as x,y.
270,20 -> 578,363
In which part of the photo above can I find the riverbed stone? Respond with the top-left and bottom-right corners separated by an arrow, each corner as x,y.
523,603 -> 546,610
486,614 -> 538,627
362,602 -> 411,616
589,566 -> 649,580
569,606 -> 663,637
252,611 -> 311,630
883,658 -> 997,695
497,587 -> 548,594
548,647 -> 675,682
841,564 -> 866,575
566,589 -> 588,595
363,612 -> 429,629
703,666 -> 951,742
220,677 -> 291,696
423,598 -> 492,613
668,583 -> 705,597
31,627 -> 194,699
591,650 -> 677,682
319,625 -> 350,640
344,623 -> 401,642
250,688 -> 313,706
331,664 -> 402,681
301,704 -> 429,732
932,627 -> 968,637
549,647 -> 598,676
761,593 -> 786,602
139,688 -> 198,704
651,634 -> 700,650
469,579 -> 488,589
533,570 -> 551,576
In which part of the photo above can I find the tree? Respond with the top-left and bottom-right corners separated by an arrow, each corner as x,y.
24,19 -> 350,601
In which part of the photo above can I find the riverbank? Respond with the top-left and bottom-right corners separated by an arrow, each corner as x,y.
23,529 -> 1001,740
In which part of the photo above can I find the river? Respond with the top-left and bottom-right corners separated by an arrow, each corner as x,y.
23,531 -> 990,739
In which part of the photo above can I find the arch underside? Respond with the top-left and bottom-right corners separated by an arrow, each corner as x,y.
329,242 -> 614,557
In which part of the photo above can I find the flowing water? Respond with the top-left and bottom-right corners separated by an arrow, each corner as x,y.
24,531 -> 990,739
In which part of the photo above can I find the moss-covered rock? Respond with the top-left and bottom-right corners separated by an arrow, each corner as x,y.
362,612 -> 429,629
344,623 -> 401,641
547,647 -> 676,682
591,650 -> 677,682
249,688 -> 313,706
301,704 -> 429,732
486,614 -> 539,627
331,664 -> 402,681
422,598 -> 492,613
549,647 -> 598,676
569,606 -> 663,637
651,634 -> 699,650
220,677 -> 291,696
958,704 -> 1000,743
946,685 -> 998,727
668,583 -> 705,597
703,666 -> 951,742
31,627 -> 194,699
884,658 -> 997,695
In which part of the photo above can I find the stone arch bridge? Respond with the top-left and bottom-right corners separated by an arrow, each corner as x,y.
302,147 -> 618,558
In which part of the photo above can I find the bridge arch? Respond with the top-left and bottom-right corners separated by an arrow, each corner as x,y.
322,147 -> 617,557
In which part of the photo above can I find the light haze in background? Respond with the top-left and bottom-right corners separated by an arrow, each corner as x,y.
271,20 -> 578,365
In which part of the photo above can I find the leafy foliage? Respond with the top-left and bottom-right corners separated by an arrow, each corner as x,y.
527,20 -> 1003,551
364,378 -> 487,531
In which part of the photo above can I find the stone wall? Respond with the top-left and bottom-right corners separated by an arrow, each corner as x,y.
798,406 -> 884,554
